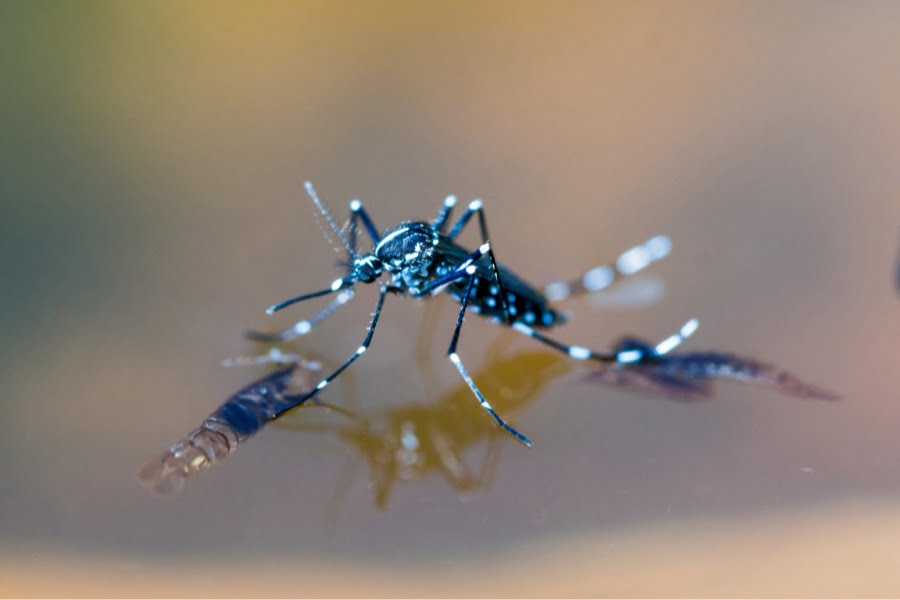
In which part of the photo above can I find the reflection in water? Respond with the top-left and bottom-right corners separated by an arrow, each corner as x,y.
282,343 -> 573,510
589,336 -> 840,402
138,351 -> 322,493
278,329 -> 837,515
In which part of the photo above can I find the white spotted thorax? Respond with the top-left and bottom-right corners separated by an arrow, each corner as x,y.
370,222 -> 441,290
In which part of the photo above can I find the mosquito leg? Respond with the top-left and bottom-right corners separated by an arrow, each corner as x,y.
446,269 -> 533,447
348,198 -> 381,246
432,195 -> 458,233
543,235 -> 672,302
246,289 -> 355,342
447,199 -> 512,321
272,285 -> 394,418
416,242 -> 493,295
221,347 -> 322,370
510,318 -> 700,365
264,275 -> 355,315
446,198 -> 481,240
253,198 -> 380,342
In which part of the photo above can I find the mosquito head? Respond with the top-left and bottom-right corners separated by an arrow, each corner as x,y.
375,221 -> 439,273
352,253 -> 383,284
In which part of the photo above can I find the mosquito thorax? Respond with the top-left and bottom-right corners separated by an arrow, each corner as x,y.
374,221 -> 440,273
353,254 -> 383,283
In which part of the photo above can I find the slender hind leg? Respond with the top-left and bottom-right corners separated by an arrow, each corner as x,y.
543,235 -> 672,302
446,195 -> 671,306
510,318 -> 700,365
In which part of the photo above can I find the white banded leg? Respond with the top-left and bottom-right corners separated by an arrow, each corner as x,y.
447,198 -> 483,240
272,285 -> 393,419
445,199 -> 512,320
432,195 -> 458,233
221,347 -> 322,370
347,198 -> 381,249
543,235 -> 672,302
251,197 -> 380,343
417,242 -> 492,295
246,289 -> 355,342
650,318 -> 699,357
511,318 -> 699,365
447,268 -> 533,447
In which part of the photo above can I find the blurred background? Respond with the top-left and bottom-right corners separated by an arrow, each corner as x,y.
2,0 -> 900,596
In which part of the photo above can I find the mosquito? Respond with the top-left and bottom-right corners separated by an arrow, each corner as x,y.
252,182 -> 692,447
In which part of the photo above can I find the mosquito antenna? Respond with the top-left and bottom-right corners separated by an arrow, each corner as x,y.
305,181 -> 357,259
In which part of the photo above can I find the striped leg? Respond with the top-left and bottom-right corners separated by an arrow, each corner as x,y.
221,347 -> 322,370
347,198 -> 381,248
432,195 -> 458,233
417,242 -> 493,295
272,285 -> 393,418
543,235 -> 672,302
445,199 -> 512,320
248,198 -> 380,342
447,268 -> 533,447
511,318 -> 700,365
246,289 -> 355,342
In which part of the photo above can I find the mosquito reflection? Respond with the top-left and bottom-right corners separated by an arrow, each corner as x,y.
277,334 -> 838,514
139,350 -> 323,494
280,343 -> 573,511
